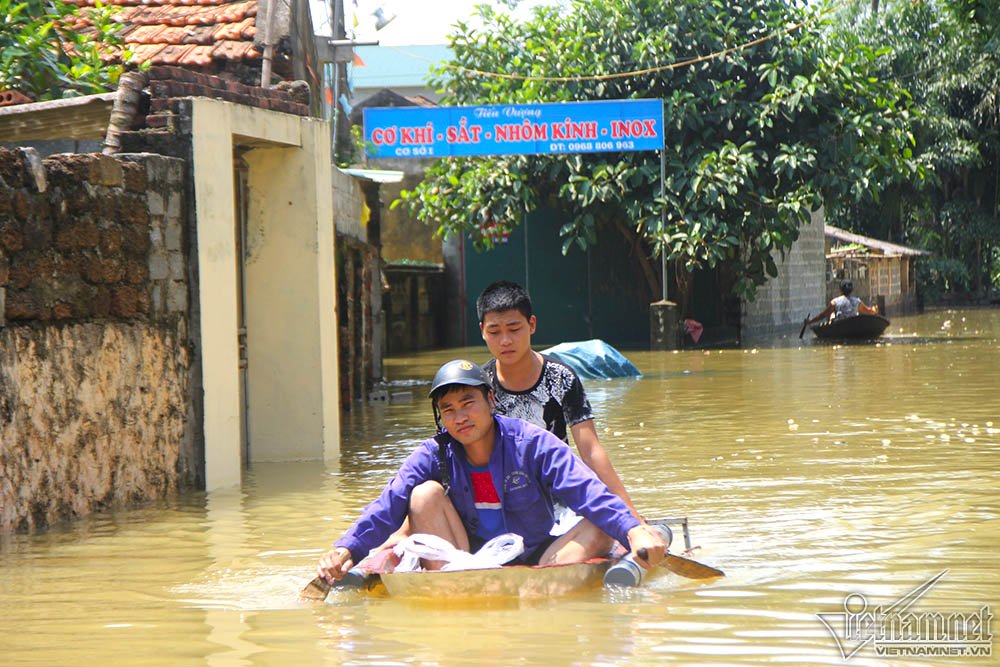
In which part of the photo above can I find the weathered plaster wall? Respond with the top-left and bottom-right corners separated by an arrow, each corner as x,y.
379,175 -> 444,265
741,208 -> 826,344
0,148 -> 194,533
0,323 -> 187,532
186,98 -> 340,480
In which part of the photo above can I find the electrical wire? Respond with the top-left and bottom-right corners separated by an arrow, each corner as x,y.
380,0 -> 858,84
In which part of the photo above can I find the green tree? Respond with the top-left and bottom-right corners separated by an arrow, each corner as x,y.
0,0 -> 132,100
827,0 -> 999,299
398,0 -> 921,304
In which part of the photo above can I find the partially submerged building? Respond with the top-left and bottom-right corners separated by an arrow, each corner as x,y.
824,225 -> 928,316
0,0 -> 387,533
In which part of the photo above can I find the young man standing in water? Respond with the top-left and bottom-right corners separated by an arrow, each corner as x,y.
476,280 -> 642,520
317,360 -> 665,582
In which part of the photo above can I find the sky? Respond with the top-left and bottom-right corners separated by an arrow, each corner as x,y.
312,0 -> 564,45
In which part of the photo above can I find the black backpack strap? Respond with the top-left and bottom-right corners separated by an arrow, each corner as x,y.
433,432 -> 451,494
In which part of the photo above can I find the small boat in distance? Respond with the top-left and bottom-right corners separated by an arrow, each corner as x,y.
811,313 -> 891,340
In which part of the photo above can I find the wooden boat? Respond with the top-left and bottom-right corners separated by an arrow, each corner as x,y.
301,518 -> 723,601
811,313 -> 890,340
323,545 -> 620,599
377,557 -> 617,599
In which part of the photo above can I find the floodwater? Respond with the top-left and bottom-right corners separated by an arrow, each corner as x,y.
2,308 -> 998,666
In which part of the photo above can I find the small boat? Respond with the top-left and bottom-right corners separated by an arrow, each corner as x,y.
811,313 -> 890,340
301,518 -> 723,601
376,556 -> 618,599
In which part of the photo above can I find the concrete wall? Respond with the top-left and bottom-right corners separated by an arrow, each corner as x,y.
187,99 -> 340,482
741,208 -> 826,344
379,174 -> 444,265
0,149 -> 194,532
243,140 -> 338,461
332,167 -> 367,243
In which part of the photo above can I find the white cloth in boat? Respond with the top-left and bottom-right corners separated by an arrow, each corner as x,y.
393,533 -> 525,572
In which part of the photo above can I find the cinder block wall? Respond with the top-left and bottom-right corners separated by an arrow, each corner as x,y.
0,148 -> 196,533
741,209 -> 826,344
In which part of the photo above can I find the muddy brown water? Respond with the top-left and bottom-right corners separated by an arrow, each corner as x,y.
2,308 -> 998,666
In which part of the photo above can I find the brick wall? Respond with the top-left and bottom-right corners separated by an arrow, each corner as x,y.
741,208 -> 826,344
141,66 -> 310,135
0,150 -> 191,325
0,148 -> 196,533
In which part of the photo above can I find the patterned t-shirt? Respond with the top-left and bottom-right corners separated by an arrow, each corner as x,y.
484,355 -> 593,443
833,295 -> 861,319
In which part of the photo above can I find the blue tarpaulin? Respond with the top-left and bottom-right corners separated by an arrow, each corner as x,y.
540,339 -> 642,380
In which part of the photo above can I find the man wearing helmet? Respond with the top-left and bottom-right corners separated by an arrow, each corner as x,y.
805,279 -> 880,327
317,359 -> 666,582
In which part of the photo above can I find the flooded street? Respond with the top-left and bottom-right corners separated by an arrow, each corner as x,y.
2,308 -> 998,666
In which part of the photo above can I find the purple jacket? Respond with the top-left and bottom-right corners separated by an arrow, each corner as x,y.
335,414 -> 640,561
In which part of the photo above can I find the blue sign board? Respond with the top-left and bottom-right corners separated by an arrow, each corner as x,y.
363,99 -> 663,159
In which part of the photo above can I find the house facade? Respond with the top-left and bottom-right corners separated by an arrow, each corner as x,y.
824,225 -> 928,316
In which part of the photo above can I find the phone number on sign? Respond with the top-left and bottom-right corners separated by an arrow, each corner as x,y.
548,140 -> 637,152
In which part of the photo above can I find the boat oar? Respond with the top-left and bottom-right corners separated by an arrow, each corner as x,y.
798,313 -> 811,339
638,548 -> 725,579
300,575 -> 332,600
299,548 -> 396,600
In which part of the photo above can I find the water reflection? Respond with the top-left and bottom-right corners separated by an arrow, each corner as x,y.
0,308 -> 997,666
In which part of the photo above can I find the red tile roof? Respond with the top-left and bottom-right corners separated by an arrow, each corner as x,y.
67,0 -> 262,68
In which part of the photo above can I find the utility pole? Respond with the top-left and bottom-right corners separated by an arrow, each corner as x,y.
318,0 -> 377,162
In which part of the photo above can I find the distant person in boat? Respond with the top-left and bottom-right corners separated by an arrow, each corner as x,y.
316,360 -> 666,582
805,280 -> 879,326
476,280 -> 641,521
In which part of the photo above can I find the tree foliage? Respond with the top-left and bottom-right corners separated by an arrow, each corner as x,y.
0,0 -> 131,101
397,0 -> 921,300
827,0 -> 1000,298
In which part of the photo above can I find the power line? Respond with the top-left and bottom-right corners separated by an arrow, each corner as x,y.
384,0 -> 857,84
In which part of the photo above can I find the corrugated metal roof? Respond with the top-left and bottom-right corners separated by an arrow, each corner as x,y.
825,225 -> 929,257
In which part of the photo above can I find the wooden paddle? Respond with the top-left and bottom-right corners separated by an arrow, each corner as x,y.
799,313 -> 811,339
300,566 -> 376,601
300,575 -> 333,600
638,547 -> 724,579
299,548 -> 397,601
